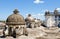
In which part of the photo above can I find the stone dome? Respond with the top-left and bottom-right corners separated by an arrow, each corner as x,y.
6,9 -> 25,25
25,14 -> 35,22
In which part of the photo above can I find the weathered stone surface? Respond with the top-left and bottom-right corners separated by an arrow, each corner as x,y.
16,35 -> 35,39
27,28 -> 47,37
26,26 -> 60,39
5,36 -> 14,39
36,26 -> 60,39
1,26 -> 60,39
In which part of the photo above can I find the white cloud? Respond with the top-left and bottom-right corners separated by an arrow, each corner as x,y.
32,13 -> 44,19
37,13 -> 44,16
30,13 -> 44,17
26,13 -> 44,17
56,8 -> 60,10
26,14 -> 28,16
34,0 -> 44,4
25,13 -> 45,20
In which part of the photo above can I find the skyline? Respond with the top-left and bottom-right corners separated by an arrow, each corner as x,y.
0,0 -> 60,20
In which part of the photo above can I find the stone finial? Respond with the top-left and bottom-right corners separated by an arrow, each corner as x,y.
28,14 -> 31,17
45,10 -> 50,16
13,9 -> 19,14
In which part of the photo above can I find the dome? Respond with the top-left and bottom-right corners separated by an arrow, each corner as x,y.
25,14 -> 35,22
25,17 -> 35,22
6,9 -> 25,25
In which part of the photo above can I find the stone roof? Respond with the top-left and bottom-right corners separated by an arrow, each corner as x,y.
25,17 -> 35,22
25,14 -> 35,22
6,9 -> 25,25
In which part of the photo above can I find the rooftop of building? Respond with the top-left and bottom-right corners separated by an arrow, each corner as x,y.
45,9 -> 60,16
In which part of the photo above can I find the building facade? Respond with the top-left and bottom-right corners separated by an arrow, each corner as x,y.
45,9 -> 60,27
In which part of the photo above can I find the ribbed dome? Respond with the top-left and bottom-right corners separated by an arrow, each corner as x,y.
6,9 -> 25,25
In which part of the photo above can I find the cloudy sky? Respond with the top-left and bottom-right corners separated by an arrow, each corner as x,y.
0,0 -> 60,20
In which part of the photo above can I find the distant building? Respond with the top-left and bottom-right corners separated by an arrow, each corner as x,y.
45,9 -> 60,27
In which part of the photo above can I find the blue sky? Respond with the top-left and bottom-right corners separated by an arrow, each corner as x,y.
0,0 -> 60,20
